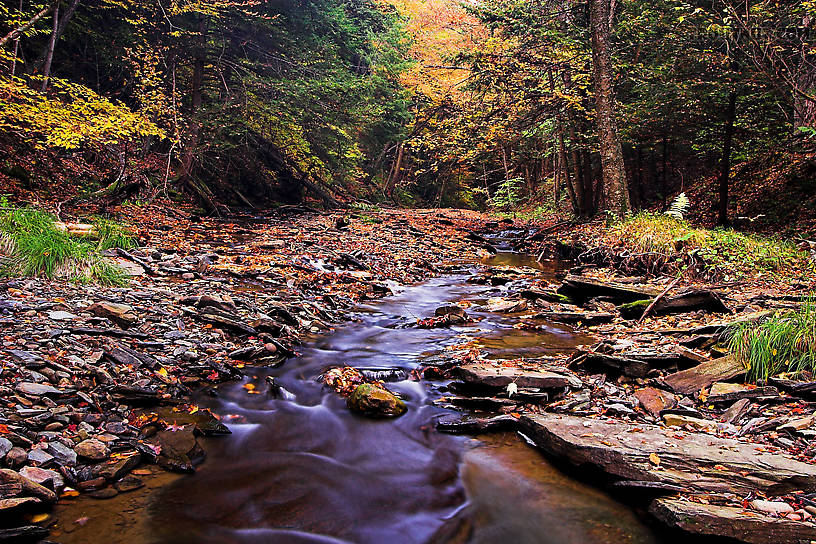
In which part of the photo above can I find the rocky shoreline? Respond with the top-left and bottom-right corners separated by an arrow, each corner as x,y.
428,224 -> 816,543
2,206 -> 815,543
0,206 -> 489,541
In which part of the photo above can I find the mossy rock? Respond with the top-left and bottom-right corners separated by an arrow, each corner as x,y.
347,383 -> 406,418
619,299 -> 652,320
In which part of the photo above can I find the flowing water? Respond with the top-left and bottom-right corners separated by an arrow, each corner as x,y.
52,254 -> 663,544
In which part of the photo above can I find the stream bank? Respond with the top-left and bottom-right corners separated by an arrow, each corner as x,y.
1,206 -> 815,543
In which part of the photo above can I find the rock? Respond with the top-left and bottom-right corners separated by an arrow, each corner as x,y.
436,414 -> 518,434
0,469 -> 57,503
74,438 -> 110,461
663,413 -> 717,430
26,448 -> 54,466
0,497 -> 40,512
721,398 -> 752,424
152,425 -> 202,473
708,382 -> 779,403
634,387 -> 677,418
452,363 -> 578,390
0,526 -> 49,543
651,498 -> 816,544
535,311 -> 615,325
777,414 -> 816,433
619,289 -> 729,320
93,452 -> 141,481
486,298 -> 528,313
18,466 -> 63,491
114,475 -> 144,493
89,487 -> 119,499
662,355 -> 745,395
750,500 -> 794,515
580,353 -> 650,378
0,438 -> 12,459
150,407 -> 231,436
87,302 -> 137,328
347,383 -> 406,418
434,305 -> 469,324
14,382 -> 61,397
6,448 -> 27,468
557,275 -> 661,304
48,310 -> 78,321
46,441 -> 77,466
519,413 -> 816,495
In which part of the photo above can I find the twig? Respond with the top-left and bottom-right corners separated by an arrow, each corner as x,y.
638,276 -> 681,324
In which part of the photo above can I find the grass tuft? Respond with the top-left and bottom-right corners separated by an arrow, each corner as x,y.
0,200 -> 131,285
727,299 -> 816,383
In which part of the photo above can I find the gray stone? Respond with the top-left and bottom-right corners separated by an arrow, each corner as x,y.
15,382 -> 61,397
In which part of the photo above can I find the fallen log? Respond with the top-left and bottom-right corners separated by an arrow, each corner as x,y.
557,274 -> 661,304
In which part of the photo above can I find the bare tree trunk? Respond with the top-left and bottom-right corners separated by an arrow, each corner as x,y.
718,90 -> 737,226
589,0 -> 630,217
34,0 -> 81,76
180,15 -> 207,194
10,0 -> 23,76
40,3 -> 59,91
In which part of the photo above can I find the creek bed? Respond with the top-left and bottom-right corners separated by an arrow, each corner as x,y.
50,255 -> 663,544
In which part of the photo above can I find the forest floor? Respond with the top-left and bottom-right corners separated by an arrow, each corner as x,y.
1,202 -> 816,544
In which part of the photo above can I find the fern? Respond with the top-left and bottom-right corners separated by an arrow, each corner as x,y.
665,192 -> 690,220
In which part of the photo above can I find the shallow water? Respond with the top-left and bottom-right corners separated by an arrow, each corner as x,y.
52,255 -> 661,544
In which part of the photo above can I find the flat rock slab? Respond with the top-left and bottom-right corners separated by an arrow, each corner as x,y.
650,498 -> 816,544
558,275 -> 661,303
519,413 -> 816,495
452,364 -> 577,390
663,355 -> 745,395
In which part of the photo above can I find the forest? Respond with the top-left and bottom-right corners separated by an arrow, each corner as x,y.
1,2 -> 816,544
0,0 -> 812,226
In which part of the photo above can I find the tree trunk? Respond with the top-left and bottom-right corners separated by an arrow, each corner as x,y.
40,3 -> 59,92
589,0 -> 630,217
718,90 -> 737,226
180,15 -> 207,196
34,0 -> 81,77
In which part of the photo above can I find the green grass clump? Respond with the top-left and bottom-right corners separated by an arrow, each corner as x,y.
0,201 -> 131,285
610,212 -> 808,277
728,300 -> 816,383
91,217 -> 137,250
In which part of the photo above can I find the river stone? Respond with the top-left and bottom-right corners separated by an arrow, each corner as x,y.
27,448 -> 54,466
434,305 -> 469,324
6,447 -> 27,468
634,387 -> 676,418
48,310 -> 78,321
153,425 -> 202,473
347,383 -> 406,418
19,466 -> 63,491
0,469 -> 57,503
46,441 -> 77,466
87,302 -> 137,328
15,382 -> 61,397
0,438 -> 12,459
452,363 -> 578,390
93,452 -> 141,481
74,439 -> 110,461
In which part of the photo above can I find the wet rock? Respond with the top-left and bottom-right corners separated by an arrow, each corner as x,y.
486,297 -> 528,313
777,414 -> 816,433
347,383 -> 406,418
89,487 -> 119,499
619,289 -> 729,320
0,525 -> 49,543
0,438 -> 12,459
93,452 -> 141,481
114,475 -> 144,493
662,413 -> 717,431
48,310 -> 78,321
151,407 -> 231,436
436,414 -> 518,434
434,305 -> 469,324
6,448 -> 27,468
537,311 -> 615,325
74,439 -> 110,461
152,425 -> 203,473
750,499 -> 794,515
26,448 -> 54,466
557,275 -> 660,304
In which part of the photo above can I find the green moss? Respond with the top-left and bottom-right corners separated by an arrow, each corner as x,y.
619,299 -> 652,320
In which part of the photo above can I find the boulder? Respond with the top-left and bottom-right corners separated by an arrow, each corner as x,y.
74,438 -> 110,461
662,355 -> 745,395
347,384 -> 406,418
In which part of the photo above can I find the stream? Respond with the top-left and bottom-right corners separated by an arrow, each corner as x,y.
53,252 -> 664,544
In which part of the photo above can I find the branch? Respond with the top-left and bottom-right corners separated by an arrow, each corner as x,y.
0,1 -> 58,48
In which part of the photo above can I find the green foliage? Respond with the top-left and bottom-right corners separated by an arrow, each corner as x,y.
91,218 -> 136,250
0,200 -> 128,285
489,177 -> 523,210
611,213 -> 808,276
728,300 -> 816,382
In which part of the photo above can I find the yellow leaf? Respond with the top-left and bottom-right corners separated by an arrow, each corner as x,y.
649,453 -> 661,466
